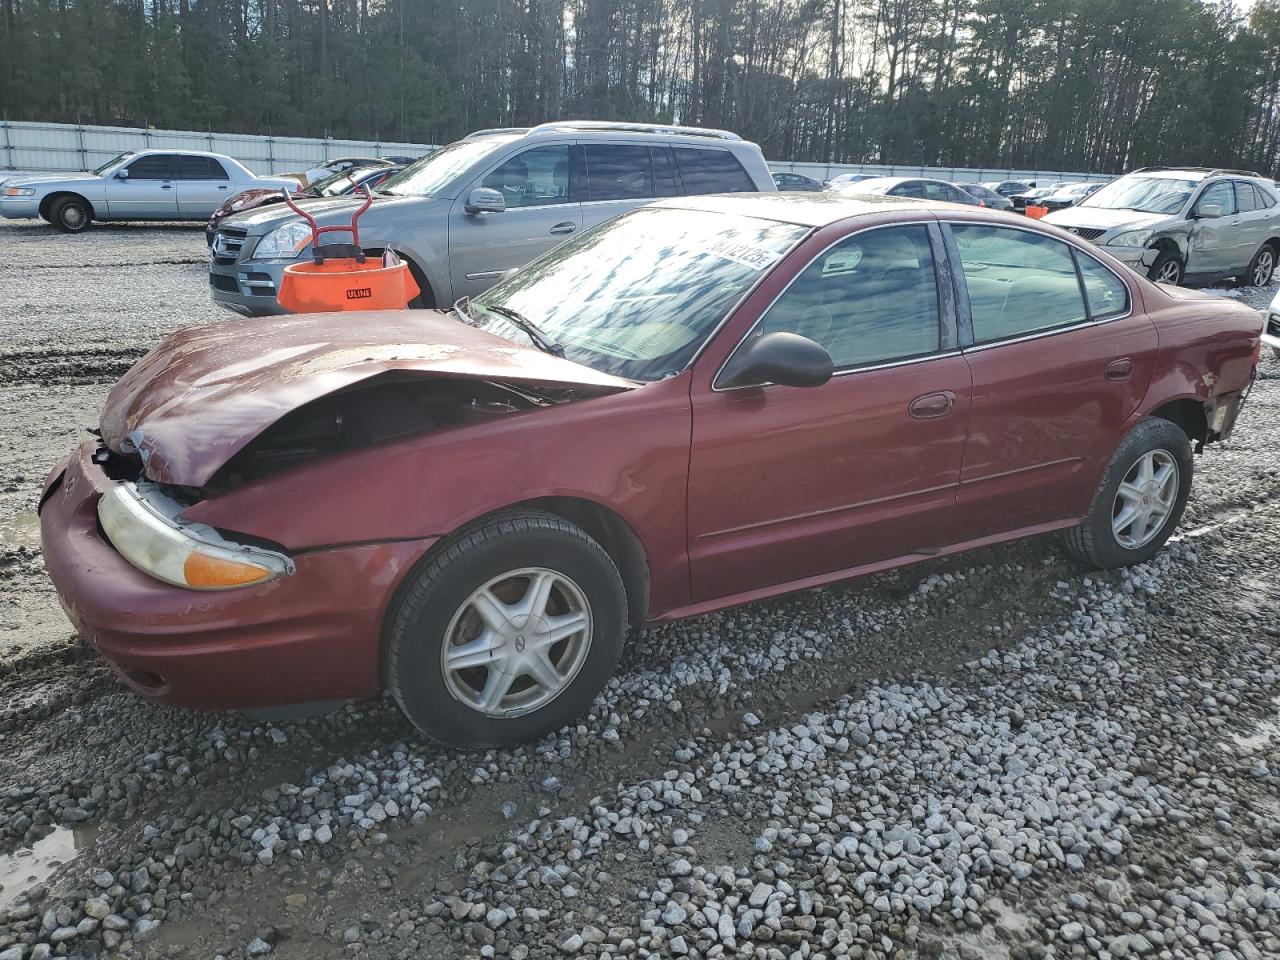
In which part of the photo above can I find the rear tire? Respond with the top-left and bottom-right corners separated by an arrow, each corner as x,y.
1064,418 -> 1193,569
1146,250 -> 1184,286
385,511 -> 627,747
1241,243 -> 1276,287
49,196 -> 91,234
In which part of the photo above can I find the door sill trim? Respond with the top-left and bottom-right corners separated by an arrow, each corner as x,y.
658,516 -> 1080,623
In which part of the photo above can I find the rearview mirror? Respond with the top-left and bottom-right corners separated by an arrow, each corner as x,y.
466,187 -> 505,215
718,331 -> 833,390
1197,203 -> 1223,219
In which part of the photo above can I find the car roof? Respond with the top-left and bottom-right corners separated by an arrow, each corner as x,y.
651,192 -> 950,227
129,148 -> 235,160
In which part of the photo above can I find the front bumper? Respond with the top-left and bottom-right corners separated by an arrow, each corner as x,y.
208,227 -> 293,316
1099,244 -> 1159,271
39,440 -> 436,710
0,195 -> 42,219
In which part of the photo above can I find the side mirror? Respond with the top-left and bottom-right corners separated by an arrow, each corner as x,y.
466,187 -> 506,215
718,331 -> 833,390
115,169 -> 129,179
1196,203 -> 1223,219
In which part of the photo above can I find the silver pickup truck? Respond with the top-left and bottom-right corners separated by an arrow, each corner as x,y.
208,121 -> 777,315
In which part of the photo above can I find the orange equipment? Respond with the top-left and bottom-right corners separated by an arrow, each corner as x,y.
1024,204 -> 1049,219
276,187 -> 419,313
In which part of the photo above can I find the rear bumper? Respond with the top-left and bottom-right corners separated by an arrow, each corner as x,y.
39,441 -> 435,710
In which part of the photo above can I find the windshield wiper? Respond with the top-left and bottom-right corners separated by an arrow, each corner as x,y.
481,303 -> 565,358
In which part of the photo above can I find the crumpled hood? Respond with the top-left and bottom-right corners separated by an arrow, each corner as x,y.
100,310 -> 636,487
228,193 -> 436,234
1042,207 -> 1168,233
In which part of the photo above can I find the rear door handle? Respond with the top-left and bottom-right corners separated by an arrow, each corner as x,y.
909,391 -> 956,419
549,222 -> 577,235
1105,358 -> 1133,381
161,184 -> 172,190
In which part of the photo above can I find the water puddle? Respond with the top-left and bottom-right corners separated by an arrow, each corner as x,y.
0,510 -> 40,551
0,823 -> 100,911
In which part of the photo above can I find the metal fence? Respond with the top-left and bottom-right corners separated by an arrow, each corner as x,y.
0,120 -> 436,175
1,119 -> 1116,185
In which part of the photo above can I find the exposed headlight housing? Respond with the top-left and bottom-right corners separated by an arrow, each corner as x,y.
98,482 -> 293,590
1107,229 -> 1153,248
254,221 -> 313,260
2,186 -> 36,197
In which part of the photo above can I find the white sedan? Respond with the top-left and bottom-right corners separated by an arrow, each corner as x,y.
0,150 -> 296,233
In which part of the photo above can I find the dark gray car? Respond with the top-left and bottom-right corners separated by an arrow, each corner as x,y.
209,121 -> 776,316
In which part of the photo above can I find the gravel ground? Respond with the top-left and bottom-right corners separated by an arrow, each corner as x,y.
0,217 -> 1278,960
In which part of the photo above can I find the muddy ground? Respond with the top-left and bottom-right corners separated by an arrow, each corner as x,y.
0,217 -> 1277,960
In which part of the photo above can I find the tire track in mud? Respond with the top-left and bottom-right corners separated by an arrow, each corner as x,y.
0,347 -> 147,385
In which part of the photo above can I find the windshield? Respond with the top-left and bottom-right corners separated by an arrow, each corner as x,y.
92,152 -> 133,176
379,137 -> 516,198
470,207 -> 809,381
311,168 -> 373,196
1080,176 -> 1196,215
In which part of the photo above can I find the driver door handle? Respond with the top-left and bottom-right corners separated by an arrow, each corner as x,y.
909,391 -> 956,419
1105,357 -> 1133,381
549,222 -> 577,235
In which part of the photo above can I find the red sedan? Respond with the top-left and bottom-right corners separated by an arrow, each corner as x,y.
40,194 -> 1262,746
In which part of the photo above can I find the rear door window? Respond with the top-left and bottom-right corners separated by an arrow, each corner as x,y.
176,156 -> 229,180
1073,250 -> 1129,319
950,224 -> 1088,344
584,144 -> 655,201
125,154 -> 176,179
1235,181 -> 1260,212
672,148 -> 754,194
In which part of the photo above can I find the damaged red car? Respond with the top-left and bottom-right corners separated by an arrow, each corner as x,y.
40,194 -> 1261,746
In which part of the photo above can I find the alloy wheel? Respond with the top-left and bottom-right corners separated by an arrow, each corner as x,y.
1155,260 -> 1181,284
1111,450 -> 1178,549
440,567 -> 592,718
1254,249 -> 1275,286
61,205 -> 86,230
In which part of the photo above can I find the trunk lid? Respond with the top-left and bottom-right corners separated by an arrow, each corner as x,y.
100,310 -> 636,487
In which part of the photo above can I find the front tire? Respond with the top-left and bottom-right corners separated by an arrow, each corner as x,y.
1065,418 -> 1193,569
49,196 -> 92,233
385,511 -> 627,747
1146,250 -> 1184,286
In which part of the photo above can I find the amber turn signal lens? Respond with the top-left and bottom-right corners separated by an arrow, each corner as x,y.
183,552 -> 272,588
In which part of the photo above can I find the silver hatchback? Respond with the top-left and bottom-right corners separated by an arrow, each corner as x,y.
209,121 -> 777,315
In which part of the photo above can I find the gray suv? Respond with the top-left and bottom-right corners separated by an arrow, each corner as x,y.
209,121 -> 776,315
1043,166 -> 1280,287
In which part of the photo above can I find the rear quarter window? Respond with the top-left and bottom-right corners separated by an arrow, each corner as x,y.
673,148 -> 755,194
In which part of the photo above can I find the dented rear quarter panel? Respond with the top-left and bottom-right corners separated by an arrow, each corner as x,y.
1137,282 -> 1262,419
181,373 -> 696,617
